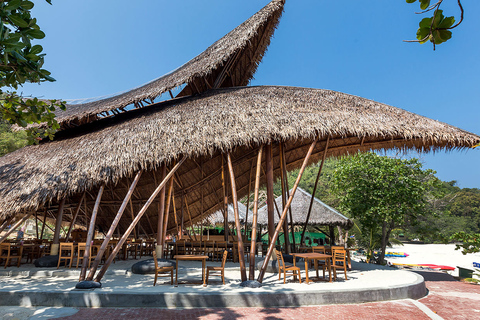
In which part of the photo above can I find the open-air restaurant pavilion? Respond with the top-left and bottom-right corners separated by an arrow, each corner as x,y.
0,0 -> 479,307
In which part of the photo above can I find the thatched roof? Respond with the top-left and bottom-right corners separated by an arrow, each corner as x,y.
207,202 -> 251,225
0,85 -> 478,236
256,187 -> 353,229
46,0 -> 285,131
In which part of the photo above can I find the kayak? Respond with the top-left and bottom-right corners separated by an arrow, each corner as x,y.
385,252 -> 409,257
392,263 -> 454,271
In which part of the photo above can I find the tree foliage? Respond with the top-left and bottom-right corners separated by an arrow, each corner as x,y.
330,152 -> 438,264
406,0 -> 464,50
0,0 -> 65,144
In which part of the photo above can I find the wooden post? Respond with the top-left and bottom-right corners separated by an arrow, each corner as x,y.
156,165 -> 167,256
281,143 -> 295,253
279,143 -> 290,254
227,153 -> 247,282
66,193 -> 86,241
329,225 -> 336,246
249,146 -> 263,280
51,198 -> 66,255
86,171 -> 142,281
221,156 -> 229,241
94,157 -> 185,283
79,185 -> 104,282
34,211 -> 39,239
0,212 -> 33,244
257,139 -> 318,283
40,209 -> 48,240
180,193 -> 185,239
245,159 -> 254,240
265,144 -> 275,245
300,136 -> 329,245
200,160 -> 204,243
161,175 -> 175,255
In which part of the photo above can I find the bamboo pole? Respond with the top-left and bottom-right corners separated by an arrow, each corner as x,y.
0,212 -> 33,244
184,197 -> 197,241
221,156 -> 229,241
200,160 -> 204,243
245,159 -> 254,239
257,139 -> 318,283
265,144 -> 275,245
300,136 -> 330,246
227,153 -> 247,282
79,185 -> 104,282
34,211 -> 39,239
66,193 -> 86,241
180,193 -> 184,239
156,165 -> 167,254
281,143 -> 296,253
162,175 -> 174,255
0,216 -> 14,235
249,146 -> 263,280
95,157 -> 185,283
86,171 -> 142,281
40,209 -> 48,240
51,198 -> 66,255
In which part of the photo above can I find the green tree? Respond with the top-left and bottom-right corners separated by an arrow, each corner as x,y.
406,0 -> 464,50
330,152 -> 438,264
0,0 -> 65,144
0,119 -> 26,156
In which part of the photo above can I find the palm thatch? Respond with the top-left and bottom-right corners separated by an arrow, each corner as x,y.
45,0 -> 285,131
207,202 -> 251,225
256,187 -> 353,228
0,85 -> 478,236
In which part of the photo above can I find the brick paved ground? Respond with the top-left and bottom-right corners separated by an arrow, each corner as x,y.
54,271 -> 479,320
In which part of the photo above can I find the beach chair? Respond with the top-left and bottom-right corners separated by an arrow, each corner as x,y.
152,248 -> 174,286
275,249 -> 301,284
206,250 -> 228,285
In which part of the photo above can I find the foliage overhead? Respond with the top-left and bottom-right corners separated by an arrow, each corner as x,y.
406,0 -> 464,50
0,0 -> 65,144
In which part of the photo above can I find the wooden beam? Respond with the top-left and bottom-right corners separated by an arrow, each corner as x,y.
245,159 -> 254,240
257,138 -> 318,283
95,157 -> 185,283
52,198 -> 66,254
0,216 -> 14,235
0,212 -> 33,244
227,153 -> 247,282
301,136 -> 330,245
221,156 -> 229,241
279,142 -> 290,254
157,165 -> 167,244
86,171 -> 142,281
79,185 -> 104,282
249,146 -> 263,280
66,193 -> 86,241
161,173 -> 175,255
281,142 -> 295,253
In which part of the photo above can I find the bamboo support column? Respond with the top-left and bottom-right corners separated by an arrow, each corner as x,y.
227,153 -> 247,282
249,146 -> 263,280
279,143 -> 290,254
40,209 -> 48,240
86,171 -> 142,281
300,136 -> 330,245
221,156 -> 229,241
0,216 -> 14,235
161,176 -> 174,256
79,185 -> 104,282
66,193 -> 86,241
245,159 -> 254,240
281,143 -> 295,252
156,165 -> 167,256
0,212 -> 33,244
94,157 -> 185,283
265,144 -> 275,246
51,198 -> 66,255
257,139 -> 318,283
34,212 -> 39,239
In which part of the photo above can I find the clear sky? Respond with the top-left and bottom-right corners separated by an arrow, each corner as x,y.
20,0 -> 479,188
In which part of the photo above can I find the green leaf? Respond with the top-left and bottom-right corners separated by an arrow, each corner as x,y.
8,14 -> 29,28
30,44 -> 43,54
20,1 -> 35,10
26,29 -> 45,39
420,0 -> 431,10
406,0 -> 417,3
4,0 -> 23,11
438,16 -> 455,29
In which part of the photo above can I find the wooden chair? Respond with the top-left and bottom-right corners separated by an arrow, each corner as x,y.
75,243 -> 97,268
57,242 -> 74,269
206,250 -> 228,285
0,243 -> 23,268
331,247 -> 348,281
214,241 -> 227,262
275,249 -> 301,284
312,246 -> 328,279
152,248 -> 174,286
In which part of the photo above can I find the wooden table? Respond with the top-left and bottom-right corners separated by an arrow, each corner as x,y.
292,252 -> 332,284
174,254 -> 209,287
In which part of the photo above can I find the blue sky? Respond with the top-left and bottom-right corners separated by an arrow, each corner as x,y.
20,0 -> 479,188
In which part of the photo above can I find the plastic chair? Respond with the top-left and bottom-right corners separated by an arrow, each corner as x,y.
206,250 -> 228,285
152,248 -> 174,286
